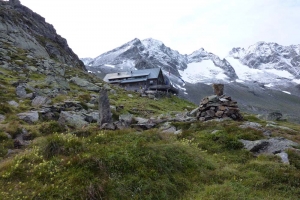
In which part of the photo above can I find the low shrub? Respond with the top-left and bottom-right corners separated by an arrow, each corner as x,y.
39,121 -> 66,135
42,133 -> 85,159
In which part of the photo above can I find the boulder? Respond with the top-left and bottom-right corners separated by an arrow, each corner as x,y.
83,112 -> 99,123
276,152 -> 290,164
17,111 -> 39,124
31,96 -> 51,107
239,121 -> 262,130
266,123 -> 295,132
69,77 -> 100,91
8,100 -> 19,107
100,123 -> 116,130
16,84 -> 27,98
131,123 -> 156,130
58,111 -> 88,128
267,111 -> 283,121
134,117 -> 149,124
98,88 -> 112,126
119,113 -> 134,126
240,137 -> 299,155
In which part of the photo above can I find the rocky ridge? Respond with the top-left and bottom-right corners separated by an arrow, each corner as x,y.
0,0 -> 85,69
84,38 -> 236,79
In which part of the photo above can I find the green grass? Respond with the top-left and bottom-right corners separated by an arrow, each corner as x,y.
0,119 -> 300,199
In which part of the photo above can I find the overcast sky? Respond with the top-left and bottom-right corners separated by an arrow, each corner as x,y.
20,0 -> 300,59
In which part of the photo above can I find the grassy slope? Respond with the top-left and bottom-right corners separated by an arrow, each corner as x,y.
1,57 -> 300,199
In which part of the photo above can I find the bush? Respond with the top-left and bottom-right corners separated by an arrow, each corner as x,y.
0,131 -> 8,142
210,132 -> 244,150
0,103 -> 12,115
39,121 -> 66,135
42,133 -> 84,159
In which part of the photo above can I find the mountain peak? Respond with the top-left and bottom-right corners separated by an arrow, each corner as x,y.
141,38 -> 164,48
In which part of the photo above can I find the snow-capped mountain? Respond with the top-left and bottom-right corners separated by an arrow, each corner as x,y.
85,38 -> 238,83
226,42 -> 300,90
82,38 -> 300,90
82,38 -> 300,122
81,57 -> 93,66
181,48 -> 238,83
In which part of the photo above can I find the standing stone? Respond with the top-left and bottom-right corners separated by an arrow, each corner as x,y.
98,88 -> 112,126
212,84 -> 224,96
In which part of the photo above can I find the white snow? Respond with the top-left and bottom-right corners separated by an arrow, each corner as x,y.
236,79 -> 244,83
226,57 -> 263,81
260,63 -> 294,79
265,83 -> 274,88
179,60 -> 229,84
174,83 -> 186,91
282,91 -> 291,95
184,92 -> 188,95
104,64 -> 115,68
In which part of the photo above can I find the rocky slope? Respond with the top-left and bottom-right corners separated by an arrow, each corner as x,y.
0,0 -> 85,69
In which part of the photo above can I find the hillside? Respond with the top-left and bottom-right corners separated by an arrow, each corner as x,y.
1,1 -> 300,199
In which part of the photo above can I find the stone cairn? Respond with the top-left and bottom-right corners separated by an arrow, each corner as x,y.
196,84 -> 243,121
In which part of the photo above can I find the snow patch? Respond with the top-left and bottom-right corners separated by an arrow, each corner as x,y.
226,57 -> 263,81
179,60 -> 229,84
174,83 -> 186,91
282,91 -> 291,95
265,83 -> 274,88
236,79 -> 244,83
104,64 -> 115,68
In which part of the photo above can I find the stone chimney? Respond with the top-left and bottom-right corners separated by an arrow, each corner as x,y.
212,84 -> 224,96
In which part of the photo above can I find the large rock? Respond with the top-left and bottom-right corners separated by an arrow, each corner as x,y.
267,111 -> 283,121
239,121 -> 262,130
119,114 -> 134,126
69,77 -> 100,91
83,112 -> 99,123
98,88 -> 112,126
240,137 -> 299,155
16,84 -> 27,98
17,111 -> 39,123
8,100 -> 19,107
31,96 -> 51,107
58,111 -> 88,128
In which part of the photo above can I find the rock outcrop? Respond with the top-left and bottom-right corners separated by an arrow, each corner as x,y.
0,0 -> 85,70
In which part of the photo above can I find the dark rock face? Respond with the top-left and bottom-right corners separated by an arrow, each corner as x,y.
98,88 -> 112,126
0,1 -> 85,70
